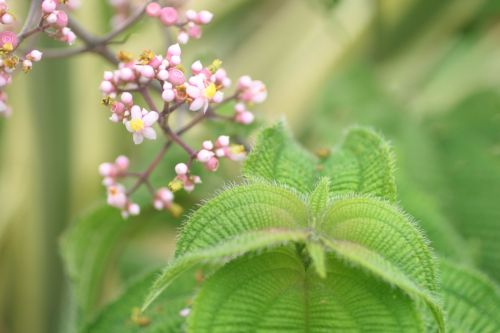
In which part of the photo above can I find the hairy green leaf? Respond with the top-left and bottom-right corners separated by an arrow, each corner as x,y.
318,195 -> 444,330
440,260 -> 500,333
189,248 -> 423,332
175,182 -> 308,256
243,122 -> 318,193
244,123 -> 397,202
320,128 -> 397,202
85,269 -> 196,333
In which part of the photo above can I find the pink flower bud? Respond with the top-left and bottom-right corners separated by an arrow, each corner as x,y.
146,2 -> 162,17
128,203 -> 140,216
167,43 -> 181,57
56,11 -> 68,28
205,157 -> 219,172
100,80 -> 114,94
139,65 -> 155,79
46,13 -> 57,24
197,11 -> 213,25
42,0 -> 57,14
119,67 -> 135,81
236,111 -> 255,124
115,155 -> 129,171
237,75 -> 252,89
103,71 -> 113,80
0,31 -> 18,49
120,92 -> 133,104
1,13 -> 14,25
99,162 -> 113,176
187,24 -> 202,39
177,31 -> 189,44
160,7 -> 178,26
167,68 -> 185,86
27,50 -> 43,62
111,102 -> 125,114
202,140 -> 214,150
186,10 -> 197,21
149,56 -> 162,69
157,69 -> 169,81
191,60 -> 203,74
234,102 -> 246,113
216,135 -> 230,147
162,89 -> 175,102
197,149 -> 214,163
175,163 -> 188,175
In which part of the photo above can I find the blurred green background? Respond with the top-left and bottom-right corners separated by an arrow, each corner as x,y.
1,0 -> 500,332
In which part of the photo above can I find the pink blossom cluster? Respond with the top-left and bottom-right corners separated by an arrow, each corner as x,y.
41,0 -> 77,45
98,8 -> 267,218
99,155 -> 141,218
0,30 -> 43,117
146,3 -> 213,44
196,135 -> 246,172
0,0 -> 14,25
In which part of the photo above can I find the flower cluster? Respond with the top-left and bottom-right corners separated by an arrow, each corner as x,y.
146,3 -> 213,44
99,155 -> 142,218
0,30 -> 43,117
97,6 -> 267,218
41,0 -> 77,45
196,135 -> 246,172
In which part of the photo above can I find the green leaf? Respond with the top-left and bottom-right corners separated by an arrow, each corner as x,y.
318,195 -> 444,331
308,178 -> 330,218
175,181 -> 308,256
189,248 -> 423,332
320,128 -> 397,202
243,122 -> 318,193
85,269 -> 197,333
142,230 -> 310,311
440,260 -> 500,333
60,205 -> 138,324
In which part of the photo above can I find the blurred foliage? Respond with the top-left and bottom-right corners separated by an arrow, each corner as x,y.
1,0 -> 500,332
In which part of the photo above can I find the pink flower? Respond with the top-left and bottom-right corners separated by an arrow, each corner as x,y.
153,187 -> 174,210
186,74 -> 223,113
0,31 -> 17,50
125,106 -> 159,144
99,155 -> 129,186
237,76 -> 267,104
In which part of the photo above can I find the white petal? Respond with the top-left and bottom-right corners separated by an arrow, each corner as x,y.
125,121 -> 133,132
143,111 -> 159,126
189,98 -> 204,111
186,85 -> 201,98
133,133 -> 144,144
142,127 -> 157,140
131,105 -> 142,119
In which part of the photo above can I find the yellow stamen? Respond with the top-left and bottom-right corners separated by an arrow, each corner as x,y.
1,43 -> 13,53
129,118 -> 144,132
168,179 -> 184,192
208,59 -> 222,73
204,83 -> 217,99
117,51 -> 134,63
230,144 -> 245,155
139,49 -> 154,65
